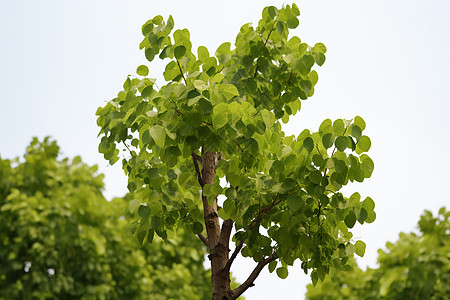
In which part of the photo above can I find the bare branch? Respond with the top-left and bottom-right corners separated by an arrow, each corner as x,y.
231,254 -> 277,299
198,233 -> 209,247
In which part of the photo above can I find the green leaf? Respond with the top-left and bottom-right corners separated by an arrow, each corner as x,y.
145,48 -> 156,62
212,103 -> 229,130
136,230 -> 147,246
333,119 -> 345,136
345,211 -> 356,228
286,16 -> 299,29
129,200 -> 140,214
223,199 -> 236,217
365,210 -> 376,223
138,205 -> 151,219
193,80 -> 208,91
148,168 -> 159,179
137,65 -> 149,76
192,222 -> 203,234
335,136 -> 349,152
276,21 -> 284,36
313,42 -> 327,53
268,6 -> 277,19
351,125 -> 362,141
186,112 -> 203,127
309,170 -> 322,184
244,138 -> 259,155
356,136 -> 371,153
226,173 -> 240,187
303,137 -> 314,152
354,115 -> 366,131
354,240 -> 366,257
319,119 -> 332,135
220,84 -> 239,100
268,260 -> 277,273
362,197 -> 375,211
333,158 -> 347,174
152,15 -> 163,25
198,46 -> 209,61
276,267 -> 288,279
358,207 -> 368,224
313,52 -> 326,66
283,178 -> 297,190
174,45 -> 186,59
299,55 -> 315,75
322,133 -> 334,149
311,271 -> 319,286
149,125 -> 166,148
361,156 -> 374,178
271,160 -> 285,174
287,195 -> 302,211
141,85 -> 153,99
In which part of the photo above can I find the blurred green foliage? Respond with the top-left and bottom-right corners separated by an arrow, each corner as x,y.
0,137 -> 211,299
306,208 -> 450,299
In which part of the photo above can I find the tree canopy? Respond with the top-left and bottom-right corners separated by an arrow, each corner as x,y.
0,137 -> 211,299
305,207 -> 450,300
96,3 -> 375,298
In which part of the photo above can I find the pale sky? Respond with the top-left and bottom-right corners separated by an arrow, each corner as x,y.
1,1 -> 449,299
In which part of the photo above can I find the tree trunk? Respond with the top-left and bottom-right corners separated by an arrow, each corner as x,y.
201,150 -> 233,299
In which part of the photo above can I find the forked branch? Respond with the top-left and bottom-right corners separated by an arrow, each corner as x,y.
224,194 -> 281,273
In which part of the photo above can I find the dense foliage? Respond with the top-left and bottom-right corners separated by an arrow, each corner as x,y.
0,138 -> 211,299
96,3 -> 375,298
306,208 -> 450,300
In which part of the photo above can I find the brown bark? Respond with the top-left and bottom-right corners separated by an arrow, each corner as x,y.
201,150 -> 233,299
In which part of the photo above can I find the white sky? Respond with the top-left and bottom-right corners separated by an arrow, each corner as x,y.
1,1 -> 449,299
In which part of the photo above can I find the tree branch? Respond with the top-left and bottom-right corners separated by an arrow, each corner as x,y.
198,233 -> 209,247
231,254 -> 277,299
224,236 -> 245,274
224,194 -> 281,273
191,153 -> 204,188
219,219 -> 234,247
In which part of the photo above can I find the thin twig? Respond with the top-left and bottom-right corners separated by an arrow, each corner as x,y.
191,153 -> 204,187
232,140 -> 244,152
176,60 -> 188,86
254,20 -> 277,77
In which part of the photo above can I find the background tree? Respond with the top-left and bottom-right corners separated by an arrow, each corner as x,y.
96,3 -> 375,299
305,207 -> 450,300
0,137 -> 211,299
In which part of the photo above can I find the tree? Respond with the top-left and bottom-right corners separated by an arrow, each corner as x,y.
0,137 -> 211,299
305,207 -> 450,300
96,3 -> 375,299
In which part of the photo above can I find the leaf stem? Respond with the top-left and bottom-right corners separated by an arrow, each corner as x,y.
176,60 -> 188,86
